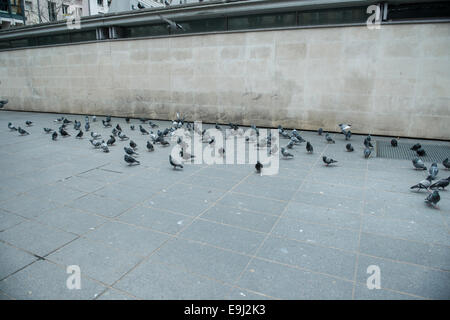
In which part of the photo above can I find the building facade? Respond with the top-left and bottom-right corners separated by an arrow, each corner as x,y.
0,0 -> 26,29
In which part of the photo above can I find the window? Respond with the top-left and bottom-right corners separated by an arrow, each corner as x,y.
70,30 -> 97,43
0,0 -> 8,12
172,17 -> 227,34
97,0 -> 103,6
298,7 -> 368,26
387,1 -> 450,20
48,1 -> 57,21
25,1 -> 33,11
62,4 -> 69,15
124,24 -> 169,38
228,12 -> 296,30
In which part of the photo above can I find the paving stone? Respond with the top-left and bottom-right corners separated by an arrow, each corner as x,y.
237,259 -> 354,299
225,288 -> 274,300
179,219 -> 266,255
118,205 -> 193,235
25,184 -> 87,204
67,194 -> 135,218
114,260 -> 231,299
272,217 -> 360,251
0,194 -> 63,219
218,192 -> 287,216
356,255 -> 450,299
0,210 -> 25,232
257,236 -> 357,280
96,288 -> 136,300
201,204 -> 278,233
83,221 -> 170,257
0,220 -> 77,257
353,283 -> 422,300
148,238 -> 251,283
0,260 -> 106,300
147,193 -> 212,217
0,242 -> 37,280
47,237 -> 143,285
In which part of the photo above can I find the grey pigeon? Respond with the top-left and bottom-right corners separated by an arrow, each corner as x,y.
18,127 -> 29,135
169,155 -> 183,170
8,122 -> 17,131
90,132 -> 101,139
318,128 -> 323,135
281,147 -> 293,159
325,133 -> 335,144
411,143 -> 421,151
410,175 -> 433,192
322,156 -> 338,166
52,131 -> 58,141
180,148 -> 195,160
60,128 -> 70,137
118,132 -> 129,140
112,128 -> 118,136
139,125 -> 149,135
391,139 -> 398,147
416,148 -> 426,156
364,147 -> 371,159
130,125 -> 135,131
90,139 -> 103,148
286,140 -> 295,149
346,143 -> 354,152
102,120 -> 112,127
124,154 -> 140,166
425,190 -> 440,207
85,122 -> 90,131
160,139 -> 170,147
306,141 -> 313,153
124,146 -> 138,156
158,14 -> 185,31
429,176 -> 450,190
146,141 -> 154,151
43,128 -> 53,133
412,157 -> 427,170
125,117 -> 130,123
76,130 -> 83,139
107,135 -> 116,146
364,138 -> 373,148
130,140 -> 138,150
116,124 -> 122,131
255,161 -> 263,174
218,147 -> 225,158
101,142 -> 109,153
345,131 -> 352,140
338,123 -> 351,132
443,158 -> 450,170
0,99 -> 8,108
25,121 -> 33,126
92,116 -> 97,122
429,163 -> 439,180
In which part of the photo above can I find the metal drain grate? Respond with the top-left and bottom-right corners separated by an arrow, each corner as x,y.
376,140 -> 450,163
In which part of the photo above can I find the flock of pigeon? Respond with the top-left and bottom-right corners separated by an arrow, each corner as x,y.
6,114 -> 449,208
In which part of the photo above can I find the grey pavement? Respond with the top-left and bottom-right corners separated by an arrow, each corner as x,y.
0,110 -> 449,300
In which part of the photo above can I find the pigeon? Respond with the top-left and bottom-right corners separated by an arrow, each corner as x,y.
322,156 -> 338,166
160,139 -> 170,147
158,14 -> 185,31
139,125 -> 149,135
107,135 -> 116,146
85,122 -> 90,131
18,127 -> 29,135
62,118 -> 72,124
52,131 -> 58,141
410,175 -> 433,191
148,121 -> 158,128
346,143 -> 354,152
255,161 -> 263,174
280,147 -> 293,159
130,125 -> 135,131
429,163 -> 439,180
410,143 -> 421,151
0,99 -> 8,108
8,122 -> 17,131
60,128 -> 70,137
76,130 -> 83,139
118,132 -> 129,140
25,121 -> 33,126
345,131 -> 352,140
286,140 -> 295,149
90,139 -> 102,148
116,124 -> 122,132
125,118 -> 130,123
338,123 -> 351,132
215,123 -> 221,131
416,148 -> 426,156
139,118 -> 147,123
218,147 -> 225,158
105,115 -> 111,123
124,154 -> 140,166
318,128 -> 323,136
364,147 -> 371,159
129,140 -> 138,150
43,128 -> 53,133
85,115 -> 89,123
363,138 -> 373,149
91,132 -> 101,139
146,141 -> 154,151
391,139 -> 398,147
443,158 -> 450,170
269,144 -> 278,155
429,176 -> 450,190
73,121 -> 81,130
124,146 -> 138,156
325,133 -> 335,144
102,120 -> 112,127
306,141 -> 313,153
91,115 -> 96,122
169,155 -> 183,169
424,190 -> 440,207
101,142 -> 109,153
412,158 -> 427,170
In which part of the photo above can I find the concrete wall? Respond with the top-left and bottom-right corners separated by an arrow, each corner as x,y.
1,23 -> 449,139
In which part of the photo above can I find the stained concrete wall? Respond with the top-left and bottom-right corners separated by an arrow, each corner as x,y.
1,23 -> 449,139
